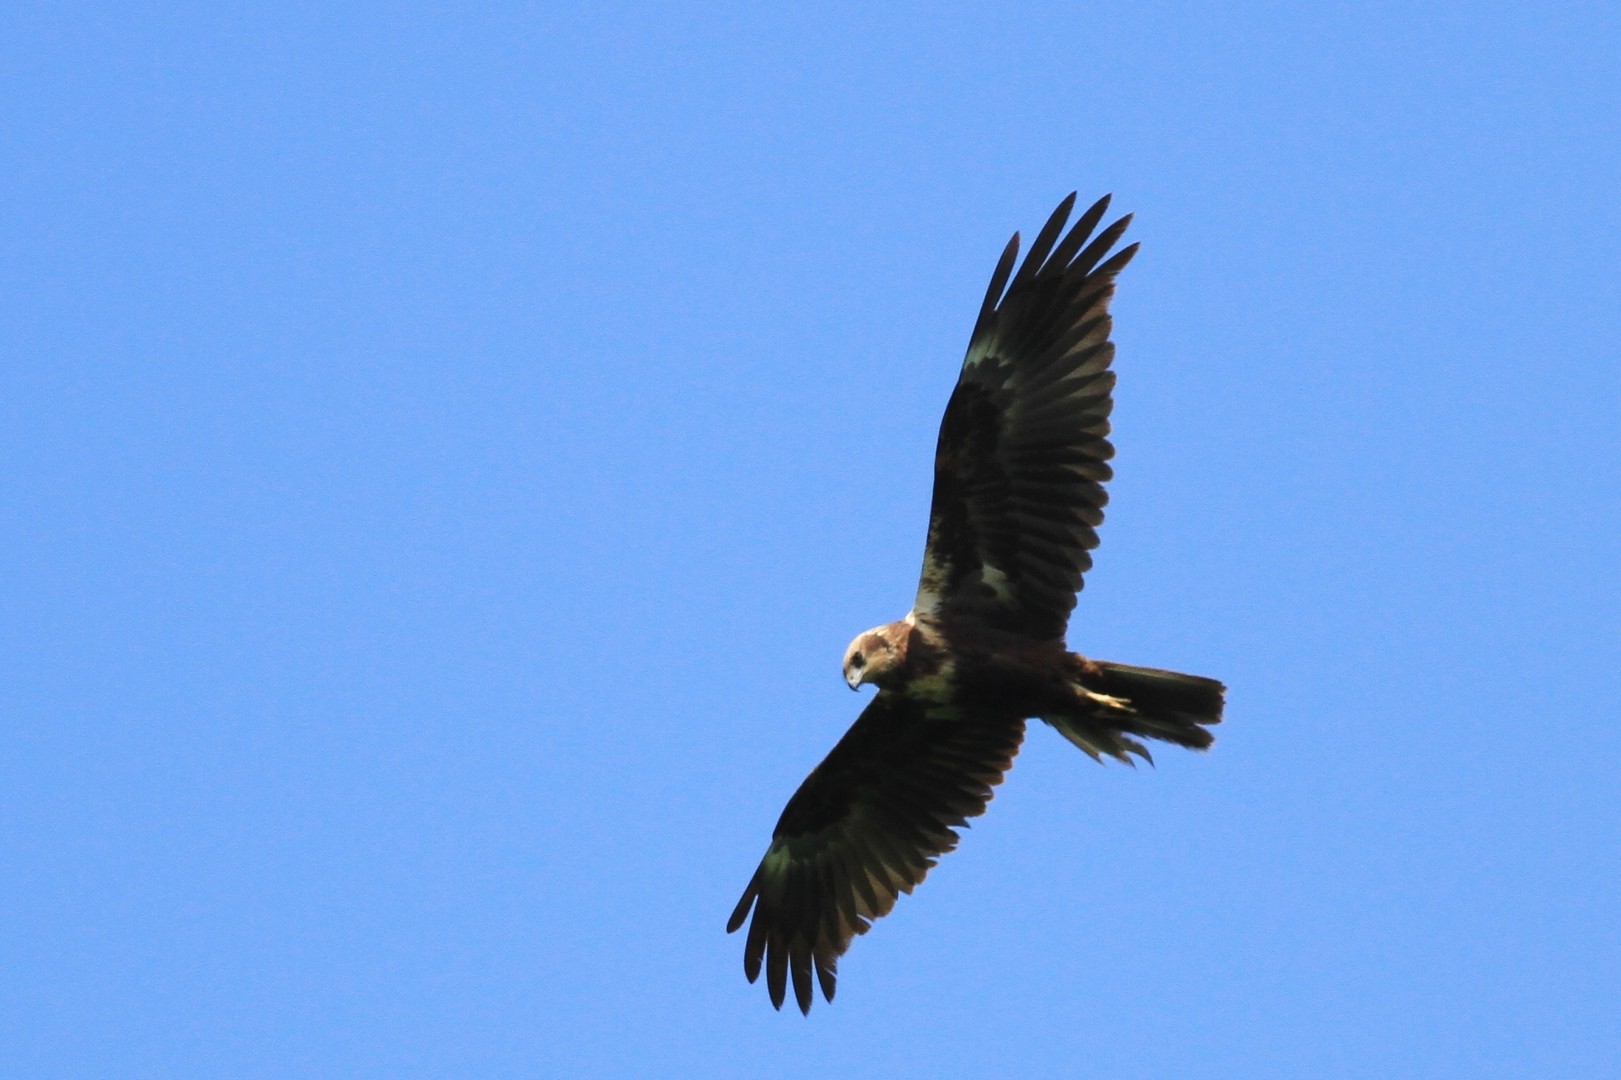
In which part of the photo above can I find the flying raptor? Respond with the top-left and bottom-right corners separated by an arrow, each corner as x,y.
728,193 -> 1225,1014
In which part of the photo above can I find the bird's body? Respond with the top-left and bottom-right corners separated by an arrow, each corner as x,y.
847,614 -> 1090,712
729,194 -> 1225,1014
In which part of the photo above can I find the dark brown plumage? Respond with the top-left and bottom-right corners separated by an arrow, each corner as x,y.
728,194 -> 1225,1014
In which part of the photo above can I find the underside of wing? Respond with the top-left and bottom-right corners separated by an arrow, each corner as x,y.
727,692 -> 1025,1014
916,193 -> 1137,642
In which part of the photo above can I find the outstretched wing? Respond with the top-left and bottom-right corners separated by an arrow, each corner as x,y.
915,193 -> 1137,643
727,691 -> 1025,1014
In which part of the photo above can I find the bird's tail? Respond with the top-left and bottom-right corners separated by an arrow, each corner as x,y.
1043,661 -> 1225,765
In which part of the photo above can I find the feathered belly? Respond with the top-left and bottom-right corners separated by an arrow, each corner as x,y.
953,647 -> 1083,718
902,657 -> 959,705
899,615 -> 1080,717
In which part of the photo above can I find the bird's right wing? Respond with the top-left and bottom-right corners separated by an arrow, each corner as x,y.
728,691 -> 1025,1014
914,194 -> 1136,642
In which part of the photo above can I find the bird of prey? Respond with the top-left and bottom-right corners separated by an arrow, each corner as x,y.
728,193 -> 1225,1014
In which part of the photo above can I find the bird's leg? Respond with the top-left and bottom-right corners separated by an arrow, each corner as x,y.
1077,685 -> 1134,713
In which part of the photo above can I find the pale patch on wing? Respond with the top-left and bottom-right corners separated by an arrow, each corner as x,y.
980,564 -> 1015,605
962,337 -> 997,371
912,542 -> 1015,626
913,547 -> 950,621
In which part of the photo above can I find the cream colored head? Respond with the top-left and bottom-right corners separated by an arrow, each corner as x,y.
842,623 -> 908,690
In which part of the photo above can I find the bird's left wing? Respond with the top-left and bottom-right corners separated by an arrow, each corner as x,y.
728,691 -> 1025,1014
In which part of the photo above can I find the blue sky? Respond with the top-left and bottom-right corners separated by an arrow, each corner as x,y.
4,4 -> 1618,1077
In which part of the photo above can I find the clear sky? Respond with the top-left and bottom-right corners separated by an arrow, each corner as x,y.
4,4 -> 1618,1077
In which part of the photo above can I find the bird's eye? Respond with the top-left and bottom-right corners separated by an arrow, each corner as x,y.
852,652 -> 865,667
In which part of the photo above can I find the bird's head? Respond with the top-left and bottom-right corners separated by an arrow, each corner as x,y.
843,623 -> 908,691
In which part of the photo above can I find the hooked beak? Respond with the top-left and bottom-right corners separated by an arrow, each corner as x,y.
845,670 -> 861,691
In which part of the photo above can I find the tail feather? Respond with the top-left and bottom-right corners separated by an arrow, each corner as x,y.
1044,661 -> 1224,766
